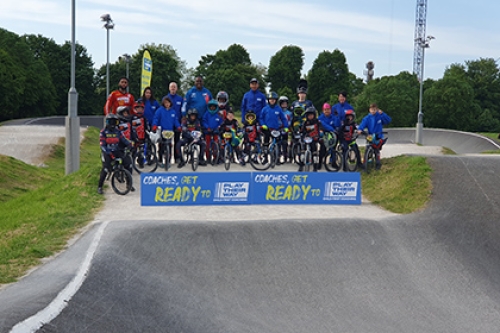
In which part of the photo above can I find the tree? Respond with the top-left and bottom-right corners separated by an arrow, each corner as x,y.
0,29 -> 57,120
308,49 -> 350,109
195,44 -> 262,110
424,70 -> 480,131
266,45 -> 304,93
96,43 -> 185,106
354,72 -> 419,127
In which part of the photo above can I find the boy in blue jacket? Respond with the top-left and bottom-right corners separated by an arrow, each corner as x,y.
357,103 -> 392,170
202,99 -> 223,162
260,92 -> 289,148
152,96 -> 181,165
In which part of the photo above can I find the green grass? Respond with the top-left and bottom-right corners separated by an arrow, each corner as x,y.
361,155 -> 433,214
0,127 -> 104,284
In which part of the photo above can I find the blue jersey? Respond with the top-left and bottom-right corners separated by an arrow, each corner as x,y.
163,93 -> 183,121
241,89 -> 267,122
358,112 -> 391,137
331,101 -> 354,122
183,86 -> 213,119
202,111 -> 224,132
260,104 -> 289,129
153,106 -> 181,131
318,113 -> 341,132
143,98 -> 161,125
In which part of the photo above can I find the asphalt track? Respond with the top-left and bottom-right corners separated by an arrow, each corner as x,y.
1,119 -> 500,332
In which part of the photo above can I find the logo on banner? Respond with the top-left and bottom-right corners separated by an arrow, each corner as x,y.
214,182 -> 249,201
323,182 -> 358,201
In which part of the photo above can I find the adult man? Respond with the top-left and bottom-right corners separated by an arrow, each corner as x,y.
331,90 -> 354,123
103,77 -> 135,116
164,81 -> 184,162
241,78 -> 267,123
182,76 -> 212,120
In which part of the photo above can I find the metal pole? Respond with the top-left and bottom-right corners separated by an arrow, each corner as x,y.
66,0 -> 80,174
415,44 -> 425,145
106,28 -> 110,98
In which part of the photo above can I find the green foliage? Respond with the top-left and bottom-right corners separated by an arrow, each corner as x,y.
195,44 -> 262,110
266,45 -> 304,93
425,71 -> 481,131
308,49 -> 350,109
354,71 -> 419,127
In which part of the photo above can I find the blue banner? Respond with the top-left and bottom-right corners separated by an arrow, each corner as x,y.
141,172 -> 361,206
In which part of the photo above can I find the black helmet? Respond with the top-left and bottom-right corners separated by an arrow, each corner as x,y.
105,113 -> 119,128
187,108 -> 198,117
304,106 -> 317,116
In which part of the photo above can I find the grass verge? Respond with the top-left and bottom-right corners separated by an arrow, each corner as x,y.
0,127 -> 104,284
361,155 -> 433,214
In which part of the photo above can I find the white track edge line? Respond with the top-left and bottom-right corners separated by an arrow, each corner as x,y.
10,220 -> 110,333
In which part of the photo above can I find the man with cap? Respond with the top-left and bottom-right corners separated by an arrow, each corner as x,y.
241,77 -> 267,123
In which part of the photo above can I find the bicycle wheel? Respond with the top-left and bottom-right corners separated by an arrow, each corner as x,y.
133,143 -> 158,174
363,146 -> 376,174
209,141 -> 219,166
304,149 -> 312,172
192,145 -> 199,171
224,145 -> 231,171
111,168 -> 133,195
249,144 -> 271,171
345,146 -> 358,172
324,147 -> 342,172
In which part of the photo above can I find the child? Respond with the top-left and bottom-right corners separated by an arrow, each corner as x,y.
279,96 -> 292,162
176,108 -> 207,168
241,110 -> 261,158
357,103 -> 392,170
202,99 -> 223,162
131,100 -> 149,144
299,107 -> 324,172
98,113 -> 133,194
260,92 -> 289,147
152,96 -> 181,165
220,109 -> 245,165
340,109 -> 363,171
216,91 -> 232,120
117,106 -> 138,143
318,102 -> 342,167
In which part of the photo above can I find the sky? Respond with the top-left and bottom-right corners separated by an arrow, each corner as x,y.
1,0 -> 499,83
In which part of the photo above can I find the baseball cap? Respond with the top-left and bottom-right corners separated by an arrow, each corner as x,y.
250,78 -> 258,83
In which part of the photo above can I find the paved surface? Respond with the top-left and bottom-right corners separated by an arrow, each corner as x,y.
1,120 -> 500,332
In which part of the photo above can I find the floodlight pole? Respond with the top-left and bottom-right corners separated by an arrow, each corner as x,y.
66,0 -> 80,175
415,35 -> 434,145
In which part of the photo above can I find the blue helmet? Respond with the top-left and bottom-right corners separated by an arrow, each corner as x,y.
207,99 -> 219,114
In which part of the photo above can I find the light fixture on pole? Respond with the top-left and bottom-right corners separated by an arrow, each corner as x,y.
66,0 -> 80,175
415,35 -> 434,145
101,14 -> 114,98
121,53 -> 131,92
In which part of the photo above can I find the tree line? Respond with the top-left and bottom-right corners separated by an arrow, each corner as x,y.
1,27 -> 499,132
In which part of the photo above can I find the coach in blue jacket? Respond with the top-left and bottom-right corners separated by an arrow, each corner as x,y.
183,76 -> 212,120
241,77 -> 267,123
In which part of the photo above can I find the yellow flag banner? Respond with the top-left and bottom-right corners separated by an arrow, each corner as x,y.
140,50 -> 152,94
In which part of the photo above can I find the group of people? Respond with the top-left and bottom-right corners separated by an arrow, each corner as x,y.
98,76 -> 392,193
